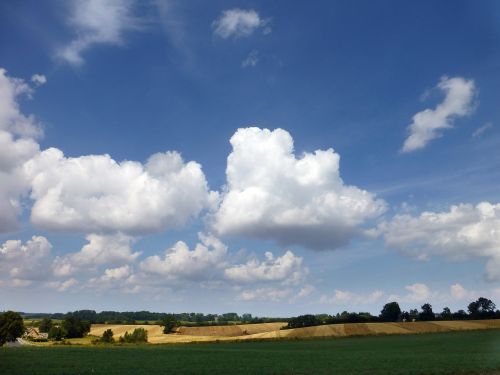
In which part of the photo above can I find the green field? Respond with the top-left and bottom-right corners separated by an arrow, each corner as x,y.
1,330 -> 500,374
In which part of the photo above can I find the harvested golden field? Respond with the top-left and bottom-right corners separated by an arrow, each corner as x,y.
91,324 -> 163,338
176,322 -> 286,336
88,320 -> 500,344
89,323 -> 287,344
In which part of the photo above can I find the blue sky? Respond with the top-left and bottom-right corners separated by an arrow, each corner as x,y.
1,0 -> 500,316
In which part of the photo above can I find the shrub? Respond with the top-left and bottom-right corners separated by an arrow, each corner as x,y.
120,328 -> 148,343
160,315 -> 179,334
101,329 -> 115,343
48,326 -> 65,341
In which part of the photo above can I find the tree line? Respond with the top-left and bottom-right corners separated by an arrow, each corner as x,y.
22,310 -> 285,325
286,297 -> 498,329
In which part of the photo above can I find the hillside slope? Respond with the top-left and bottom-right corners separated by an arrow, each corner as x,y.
89,320 -> 500,344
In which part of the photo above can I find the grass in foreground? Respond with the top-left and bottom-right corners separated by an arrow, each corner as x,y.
1,330 -> 500,375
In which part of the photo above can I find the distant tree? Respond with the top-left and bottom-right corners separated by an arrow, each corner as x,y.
241,314 -> 253,322
121,328 -> 148,343
39,318 -> 53,333
48,326 -> 65,341
62,316 -> 90,338
101,329 -> 114,343
468,297 -> 496,319
452,309 -> 468,320
287,315 -> 321,329
380,302 -> 401,322
221,313 -> 239,322
441,307 -> 452,320
315,314 -> 333,324
160,314 -> 179,334
418,304 -> 435,321
0,311 -> 25,346
68,310 -> 97,323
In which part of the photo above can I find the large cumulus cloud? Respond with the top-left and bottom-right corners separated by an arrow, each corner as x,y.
0,69 -> 42,232
52,233 -> 140,277
139,233 -> 227,282
25,149 -> 214,234
211,127 -> 386,250
224,250 -> 306,284
0,236 -> 52,283
379,202 -> 500,281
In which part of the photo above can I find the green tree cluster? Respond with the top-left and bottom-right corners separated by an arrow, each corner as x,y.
379,302 -> 402,322
62,315 -> 90,338
39,318 -> 53,333
0,311 -> 25,346
48,326 -> 65,341
160,314 -> 179,334
119,328 -> 148,343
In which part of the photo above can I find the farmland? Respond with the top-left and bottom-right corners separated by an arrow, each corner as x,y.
86,319 -> 500,344
2,329 -> 500,374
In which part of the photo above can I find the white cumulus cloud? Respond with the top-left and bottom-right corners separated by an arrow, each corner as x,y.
31,74 -> 47,86
140,233 -> 227,281
402,76 -> 476,152
25,148 -> 213,234
224,250 -> 306,285
0,68 -> 42,138
379,202 -> 500,281
0,236 -> 52,282
46,278 -> 78,292
213,9 -> 270,39
84,265 -> 137,293
402,283 -> 431,303
58,0 -> 140,65
449,283 -> 480,301
0,131 -> 39,232
320,289 -> 385,305
238,287 -> 292,302
211,127 -> 386,250
53,233 -> 140,277
0,69 -> 42,232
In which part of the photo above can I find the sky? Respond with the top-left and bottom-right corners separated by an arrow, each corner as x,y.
1,0 -> 500,316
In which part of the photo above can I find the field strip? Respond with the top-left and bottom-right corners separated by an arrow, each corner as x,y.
88,320 -> 500,344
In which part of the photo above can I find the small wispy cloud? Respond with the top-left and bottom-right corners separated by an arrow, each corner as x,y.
472,122 -> 493,138
31,74 -> 47,86
241,50 -> 259,68
212,9 -> 271,39
57,0 -> 141,65
402,76 -> 476,153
